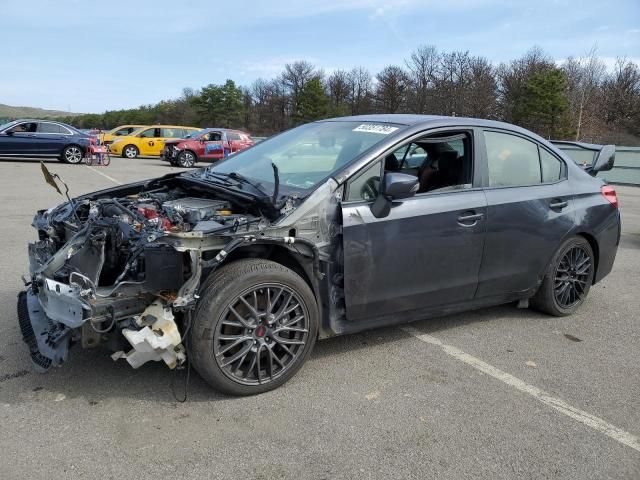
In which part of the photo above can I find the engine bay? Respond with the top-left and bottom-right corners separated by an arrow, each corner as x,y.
23,178 -> 267,372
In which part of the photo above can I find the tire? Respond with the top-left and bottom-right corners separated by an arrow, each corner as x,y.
189,259 -> 318,396
531,236 -> 595,316
61,145 -> 84,164
177,150 -> 196,168
122,145 -> 138,159
102,154 -> 111,166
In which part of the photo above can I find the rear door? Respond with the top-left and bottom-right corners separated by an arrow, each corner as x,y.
476,129 -> 575,297
154,128 -> 183,156
341,129 -> 487,322
35,122 -> 68,154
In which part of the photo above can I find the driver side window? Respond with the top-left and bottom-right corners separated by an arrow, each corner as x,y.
345,160 -> 382,201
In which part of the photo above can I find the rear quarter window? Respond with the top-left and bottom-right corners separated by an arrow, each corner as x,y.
540,149 -> 563,182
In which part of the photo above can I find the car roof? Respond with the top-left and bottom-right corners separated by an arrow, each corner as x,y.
323,114 -> 532,131
10,118 -> 84,132
146,125 -> 200,129
321,114 -> 563,148
200,128 -> 248,134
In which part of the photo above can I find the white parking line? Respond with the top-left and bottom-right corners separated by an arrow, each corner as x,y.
401,326 -> 640,453
85,166 -> 121,185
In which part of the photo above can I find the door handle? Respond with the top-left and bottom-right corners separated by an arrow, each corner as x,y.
457,212 -> 484,225
549,199 -> 568,210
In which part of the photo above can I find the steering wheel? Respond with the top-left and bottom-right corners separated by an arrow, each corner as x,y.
360,176 -> 380,200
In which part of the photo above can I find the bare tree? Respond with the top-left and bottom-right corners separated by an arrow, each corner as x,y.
405,45 -> 440,113
347,67 -> 374,115
436,51 -> 473,116
327,70 -> 350,115
282,61 -> 319,124
466,56 -> 497,118
601,58 -> 640,143
563,47 -> 607,141
375,65 -> 410,113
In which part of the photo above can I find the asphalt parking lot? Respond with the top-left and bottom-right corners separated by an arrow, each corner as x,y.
0,156 -> 638,479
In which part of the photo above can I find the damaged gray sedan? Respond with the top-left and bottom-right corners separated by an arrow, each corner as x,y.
18,115 -> 620,395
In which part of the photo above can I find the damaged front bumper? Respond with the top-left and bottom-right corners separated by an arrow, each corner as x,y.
17,289 -> 72,372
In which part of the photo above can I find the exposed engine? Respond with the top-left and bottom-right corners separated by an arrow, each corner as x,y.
21,181 -> 264,372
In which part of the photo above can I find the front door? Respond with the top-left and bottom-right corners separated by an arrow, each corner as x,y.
202,132 -> 224,160
138,127 -> 160,156
341,129 -> 487,322
0,122 -> 39,154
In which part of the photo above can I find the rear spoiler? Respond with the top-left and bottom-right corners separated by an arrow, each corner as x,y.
551,141 -> 616,176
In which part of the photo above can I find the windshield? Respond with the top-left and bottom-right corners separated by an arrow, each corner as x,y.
206,121 -> 405,192
185,130 -> 204,139
125,127 -> 146,137
0,120 -> 19,132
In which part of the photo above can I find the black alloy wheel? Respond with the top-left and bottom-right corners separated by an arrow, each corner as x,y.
553,245 -> 592,308
531,236 -> 594,316
214,283 -> 310,386
190,259 -> 318,395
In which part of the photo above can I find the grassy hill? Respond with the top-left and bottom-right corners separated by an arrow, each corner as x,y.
0,103 -> 84,119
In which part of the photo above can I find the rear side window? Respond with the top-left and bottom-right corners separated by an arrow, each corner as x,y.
38,122 -> 63,133
485,131 -> 541,187
540,148 -> 562,182
160,128 -> 179,138
139,128 -> 158,138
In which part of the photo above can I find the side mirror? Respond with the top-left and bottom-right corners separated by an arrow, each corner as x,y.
383,172 -> 419,199
590,145 -> 615,175
5,130 -> 13,135
370,172 -> 419,218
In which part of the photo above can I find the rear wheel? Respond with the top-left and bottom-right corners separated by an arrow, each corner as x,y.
177,150 -> 196,168
122,145 -> 138,159
189,259 -> 318,396
531,236 -> 594,316
61,145 -> 83,164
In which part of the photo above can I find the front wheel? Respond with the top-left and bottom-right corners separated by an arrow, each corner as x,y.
189,259 -> 318,396
177,150 -> 196,168
61,145 -> 83,164
531,236 -> 595,316
122,145 -> 139,159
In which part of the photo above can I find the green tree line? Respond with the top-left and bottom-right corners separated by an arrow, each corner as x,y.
49,46 -> 640,145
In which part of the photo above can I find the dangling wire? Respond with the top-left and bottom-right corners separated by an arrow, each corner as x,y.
170,310 -> 193,403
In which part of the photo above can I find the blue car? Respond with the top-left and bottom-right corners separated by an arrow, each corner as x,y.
0,119 -> 92,164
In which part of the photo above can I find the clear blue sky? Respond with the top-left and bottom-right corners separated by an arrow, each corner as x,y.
2,0 -> 638,113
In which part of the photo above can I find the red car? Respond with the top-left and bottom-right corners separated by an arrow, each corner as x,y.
161,128 -> 254,167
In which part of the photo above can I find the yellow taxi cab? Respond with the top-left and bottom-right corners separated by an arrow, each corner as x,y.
108,125 -> 201,158
99,125 -> 146,145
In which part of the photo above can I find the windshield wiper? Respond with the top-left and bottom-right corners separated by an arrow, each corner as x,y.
204,171 -> 268,197
227,172 -> 270,197
271,162 -> 282,209
202,171 -> 234,186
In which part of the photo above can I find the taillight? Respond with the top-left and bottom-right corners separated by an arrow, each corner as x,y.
601,185 -> 619,209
